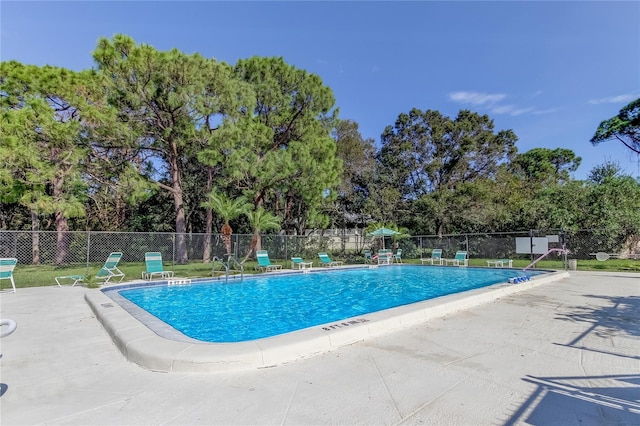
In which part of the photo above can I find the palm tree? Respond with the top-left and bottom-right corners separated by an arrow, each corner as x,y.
242,207 -> 281,263
202,191 -> 249,256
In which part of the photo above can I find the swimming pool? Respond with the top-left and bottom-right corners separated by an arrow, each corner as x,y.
90,265 -> 567,372
108,265 -> 539,343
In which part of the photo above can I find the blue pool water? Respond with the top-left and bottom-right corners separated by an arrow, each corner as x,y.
117,266 -> 540,343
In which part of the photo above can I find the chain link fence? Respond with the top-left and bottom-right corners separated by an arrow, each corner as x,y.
1,229 -> 638,266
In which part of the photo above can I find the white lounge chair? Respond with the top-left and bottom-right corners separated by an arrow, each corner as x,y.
142,252 -> 174,279
256,250 -> 282,272
318,252 -> 343,267
291,257 -> 313,269
55,252 -> 125,286
392,249 -> 403,263
421,249 -> 443,265
487,258 -> 513,268
444,251 -> 468,267
0,258 -> 18,293
376,249 -> 392,265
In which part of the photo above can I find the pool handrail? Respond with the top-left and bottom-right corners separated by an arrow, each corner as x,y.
212,255 -> 244,281
523,248 -> 569,271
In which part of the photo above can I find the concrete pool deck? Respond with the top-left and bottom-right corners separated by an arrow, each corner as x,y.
1,270 -> 639,425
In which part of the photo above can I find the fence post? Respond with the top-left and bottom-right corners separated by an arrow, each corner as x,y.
86,230 -> 91,274
561,229 -> 568,268
529,229 -> 535,262
235,235 -> 239,257
172,233 -> 176,266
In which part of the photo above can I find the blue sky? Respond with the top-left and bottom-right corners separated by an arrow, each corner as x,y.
2,1 -> 639,179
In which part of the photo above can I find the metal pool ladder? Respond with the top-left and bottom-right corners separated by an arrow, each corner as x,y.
212,255 -> 244,282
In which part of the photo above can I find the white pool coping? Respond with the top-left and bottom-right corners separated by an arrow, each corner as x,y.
85,268 -> 570,373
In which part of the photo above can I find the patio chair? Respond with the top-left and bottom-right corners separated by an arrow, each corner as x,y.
54,275 -> 86,287
392,248 -> 403,263
486,258 -> 513,268
256,250 -> 282,272
318,252 -> 344,267
364,249 -> 373,263
0,258 -> 18,293
421,249 -> 443,265
377,249 -> 392,265
95,252 -> 126,283
291,257 -> 313,269
55,252 -> 125,286
444,251 -> 468,267
142,252 -> 174,280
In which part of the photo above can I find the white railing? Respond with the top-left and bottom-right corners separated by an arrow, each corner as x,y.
523,248 -> 569,271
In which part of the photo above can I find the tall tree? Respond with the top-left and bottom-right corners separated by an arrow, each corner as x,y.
591,98 -> 640,154
92,34 -> 248,262
582,163 -> 640,251
512,148 -> 582,184
500,148 -> 583,231
202,56 -> 342,235
332,119 -> 377,229
0,62 -> 99,263
378,108 -> 517,235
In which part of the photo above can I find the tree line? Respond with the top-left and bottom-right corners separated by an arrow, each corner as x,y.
1,34 -> 639,263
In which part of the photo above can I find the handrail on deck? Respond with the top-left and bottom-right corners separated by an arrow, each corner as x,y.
227,256 -> 244,278
212,255 -> 244,281
523,248 -> 569,271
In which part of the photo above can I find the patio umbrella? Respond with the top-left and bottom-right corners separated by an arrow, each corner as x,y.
367,227 -> 400,249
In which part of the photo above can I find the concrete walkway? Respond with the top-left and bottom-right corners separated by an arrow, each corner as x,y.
1,271 -> 638,425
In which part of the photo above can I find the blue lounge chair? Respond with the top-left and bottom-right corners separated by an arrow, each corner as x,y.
142,252 -> 174,280
291,257 -> 313,269
377,249 -> 392,265
444,251 -> 468,267
421,249 -> 443,265
392,249 -> 403,263
95,252 -> 126,283
55,252 -> 125,286
256,250 -> 282,272
318,252 -> 343,267
0,258 -> 18,293
54,275 -> 85,287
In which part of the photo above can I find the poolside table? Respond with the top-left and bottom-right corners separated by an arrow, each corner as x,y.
298,261 -> 313,269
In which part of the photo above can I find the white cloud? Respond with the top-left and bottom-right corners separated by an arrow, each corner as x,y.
531,108 -> 559,115
448,91 -> 507,106
588,93 -> 639,105
450,89 -> 557,116
490,105 -> 535,116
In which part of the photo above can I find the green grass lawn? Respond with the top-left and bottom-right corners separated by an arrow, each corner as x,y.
4,260 -> 262,290
2,257 -> 638,292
